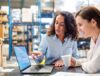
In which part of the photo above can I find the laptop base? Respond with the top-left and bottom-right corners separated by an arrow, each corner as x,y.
22,65 -> 53,74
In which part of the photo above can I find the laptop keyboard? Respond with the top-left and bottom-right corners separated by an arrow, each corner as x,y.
30,65 -> 44,71
26,65 -> 53,73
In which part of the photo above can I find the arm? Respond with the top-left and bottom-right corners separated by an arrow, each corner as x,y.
81,52 -> 100,73
73,57 -> 87,66
71,41 -> 87,66
34,35 -> 48,63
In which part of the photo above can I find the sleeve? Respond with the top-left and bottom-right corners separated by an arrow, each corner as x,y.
81,52 -> 100,73
35,35 -> 48,63
72,41 -> 79,58
38,35 -> 48,54
74,58 -> 87,66
70,40 -> 88,67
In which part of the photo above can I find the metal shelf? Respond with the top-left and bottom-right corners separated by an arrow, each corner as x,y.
8,0 -> 53,59
8,0 -> 34,59
12,22 -> 33,26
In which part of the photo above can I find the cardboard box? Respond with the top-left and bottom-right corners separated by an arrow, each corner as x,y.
0,25 -> 4,39
0,44 -> 3,67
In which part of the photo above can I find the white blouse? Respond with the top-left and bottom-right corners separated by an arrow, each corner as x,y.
76,34 -> 100,73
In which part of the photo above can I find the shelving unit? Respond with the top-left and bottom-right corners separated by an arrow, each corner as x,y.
0,10 -> 8,39
9,22 -> 34,58
0,10 -> 8,66
32,0 -> 54,51
8,0 -> 34,59
8,0 -> 55,59
12,22 -> 33,54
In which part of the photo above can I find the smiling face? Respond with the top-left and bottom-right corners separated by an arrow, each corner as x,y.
75,6 -> 100,39
55,15 -> 65,37
76,16 -> 96,38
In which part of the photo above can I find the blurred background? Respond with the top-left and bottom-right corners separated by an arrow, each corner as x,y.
0,0 -> 100,67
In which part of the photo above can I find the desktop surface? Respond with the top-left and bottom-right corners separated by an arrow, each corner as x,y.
1,66 -> 85,76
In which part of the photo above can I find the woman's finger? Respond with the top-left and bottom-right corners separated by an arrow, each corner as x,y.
32,51 -> 42,56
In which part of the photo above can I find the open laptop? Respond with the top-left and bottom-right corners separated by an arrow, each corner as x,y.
14,46 -> 53,74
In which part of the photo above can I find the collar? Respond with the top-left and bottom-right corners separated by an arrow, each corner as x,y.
52,35 -> 58,40
53,35 -> 70,42
91,33 -> 100,49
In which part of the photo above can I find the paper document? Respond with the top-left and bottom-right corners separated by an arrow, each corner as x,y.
1,68 -> 14,72
50,72 -> 100,76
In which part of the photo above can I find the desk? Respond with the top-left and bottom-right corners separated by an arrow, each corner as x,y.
1,58 -> 100,76
0,66 -> 86,76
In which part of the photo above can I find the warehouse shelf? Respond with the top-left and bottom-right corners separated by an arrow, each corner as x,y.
8,0 -> 34,59
8,0 -> 54,59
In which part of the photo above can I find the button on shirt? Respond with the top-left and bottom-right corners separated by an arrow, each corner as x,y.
36,35 -> 79,64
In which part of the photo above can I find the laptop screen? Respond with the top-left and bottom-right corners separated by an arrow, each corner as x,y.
14,46 -> 31,71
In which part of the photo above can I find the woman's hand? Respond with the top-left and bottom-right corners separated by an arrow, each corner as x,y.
53,59 -> 64,67
70,57 -> 76,67
31,51 -> 43,59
